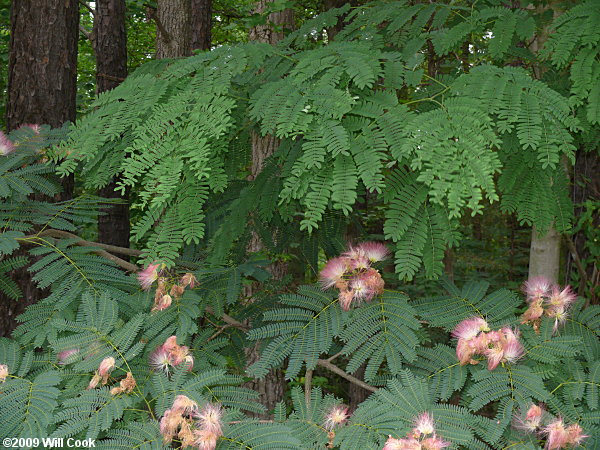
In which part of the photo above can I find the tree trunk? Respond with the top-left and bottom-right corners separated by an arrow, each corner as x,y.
528,226 -> 561,284
191,0 -> 212,51
243,0 -> 294,417
94,0 -> 130,252
526,2 -> 562,284
155,0 -> 192,59
2,0 -> 79,336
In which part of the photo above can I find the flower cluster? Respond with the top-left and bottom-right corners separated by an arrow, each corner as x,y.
513,404 -> 588,449
453,317 -> 525,370
322,404 -> 350,447
0,132 -> 15,156
383,413 -> 451,449
0,364 -> 8,383
109,372 -> 136,396
160,395 -> 223,450
521,277 -> 577,333
138,262 -> 198,313
87,356 -> 116,389
149,335 -> 194,374
320,242 -> 389,311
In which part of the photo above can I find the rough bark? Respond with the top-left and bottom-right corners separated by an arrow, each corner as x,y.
243,0 -> 294,417
191,0 -> 212,51
94,0 -> 130,252
155,0 -> 192,58
2,0 -> 79,337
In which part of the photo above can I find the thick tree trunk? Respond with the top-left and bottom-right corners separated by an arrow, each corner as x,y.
94,0 -> 130,252
155,0 -> 192,59
526,2 -> 562,284
2,0 -> 79,336
191,0 -> 212,51
528,226 -> 561,284
243,0 -> 294,416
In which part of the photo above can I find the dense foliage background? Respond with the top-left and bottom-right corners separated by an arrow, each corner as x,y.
0,0 -> 598,449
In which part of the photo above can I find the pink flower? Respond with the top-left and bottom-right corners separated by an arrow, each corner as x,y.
502,337 -> 524,364
57,349 -> 79,365
137,263 -> 162,290
193,429 -> 219,450
349,276 -> 369,302
523,276 -> 552,302
547,285 -> 577,309
544,418 -> 569,450
485,342 -> 504,371
342,245 -> 365,261
323,404 -> 349,430
0,132 -> 15,155
172,395 -> 198,415
452,317 -> 489,341
357,241 -> 390,262
19,124 -> 41,134
414,412 -> 435,436
546,305 -> 569,334
0,364 -> 8,383
152,294 -> 172,312
320,257 -> 349,289
383,436 -> 421,450
362,268 -> 385,300
421,436 -> 451,449
195,403 -> 223,436
98,356 -> 116,378
349,255 -> 370,271
339,289 -> 354,311
160,408 -> 184,444
149,347 -> 172,374
565,423 -> 588,446
383,436 -> 419,450
521,304 -> 544,322
514,403 -> 544,433
162,335 -> 179,353
87,373 -> 102,390
456,338 -> 478,365
180,272 -> 198,288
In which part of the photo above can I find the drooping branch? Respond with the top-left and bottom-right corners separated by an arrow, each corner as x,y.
316,359 -> 378,393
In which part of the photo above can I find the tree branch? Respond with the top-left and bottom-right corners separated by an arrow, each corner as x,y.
25,229 -> 142,257
564,234 -> 588,296
79,0 -> 95,16
316,359 -> 377,393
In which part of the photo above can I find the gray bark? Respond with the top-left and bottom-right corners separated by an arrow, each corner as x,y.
155,0 -> 192,58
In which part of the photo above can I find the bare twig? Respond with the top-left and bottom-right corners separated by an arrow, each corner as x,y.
316,359 -> 377,393
79,25 -> 92,40
564,234 -> 588,297
205,306 -> 249,331
305,369 -> 313,406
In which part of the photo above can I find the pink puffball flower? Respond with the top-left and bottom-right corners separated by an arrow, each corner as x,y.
521,304 -> 544,323
362,268 -> 385,300
342,245 -> 365,261
544,418 -> 570,450
383,436 -> 421,450
0,132 -> 15,156
180,272 -> 198,288
195,402 -> 223,436
57,348 -> 79,365
98,356 -> 116,384
320,257 -> 349,289
138,263 -> 162,290
456,338 -> 478,365
160,408 -> 184,444
414,412 -> 436,436
349,255 -> 370,271
349,276 -> 369,302
452,317 -> 490,341
323,404 -> 349,431
502,337 -> 525,364
547,285 -> 577,309
149,347 -> 172,374
357,241 -> 390,263
421,436 -> 451,450
162,335 -> 179,353
0,364 -> 8,383
152,294 -> 172,312
565,423 -> 588,447
485,342 -> 504,371
19,123 -> 41,134
522,276 -> 552,302
172,395 -> 198,416
87,373 -> 102,390
339,289 -> 354,311
514,403 -> 544,433
193,429 -> 218,450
